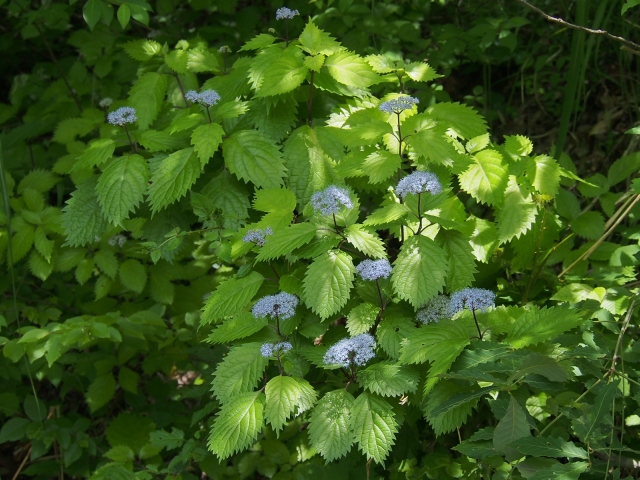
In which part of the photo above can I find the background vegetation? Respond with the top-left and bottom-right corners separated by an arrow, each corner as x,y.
1,0 -> 640,479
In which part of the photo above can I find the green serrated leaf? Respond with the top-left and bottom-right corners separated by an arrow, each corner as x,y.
506,307 -> 582,349
325,51 -> 379,88
223,130 -> 286,188
493,396 -> 531,459
97,154 -> 149,224
122,39 -> 162,61
308,389 -> 355,462
347,303 -> 379,336
256,223 -> 317,262
357,362 -> 419,397
207,392 -> 265,460
404,61 -> 440,82
265,376 -> 301,434
362,150 -> 401,183
191,123 -> 224,166
240,33 -> 276,51
364,203 -> 411,226
147,147 -> 202,213
299,20 -> 343,56
73,138 -> 115,171
350,392 -> 398,464
62,177 -> 108,247
256,51 -> 308,97
303,250 -> 355,319
201,272 -> 264,324
345,225 -> 386,259
528,462 -> 588,480
86,373 -> 116,412
527,155 -> 561,197
496,177 -> 538,243
440,229 -> 477,291
459,149 -> 508,206
426,102 -> 487,139
211,343 -> 269,404
392,235 -> 448,308
128,72 -> 168,130
119,259 -> 147,293
510,436 -> 587,459
206,313 -> 268,344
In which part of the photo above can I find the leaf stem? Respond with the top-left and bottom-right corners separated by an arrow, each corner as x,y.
538,379 -> 602,436
123,125 -> 138,153
205,106 -> 213,123
308,70 -> 315,127
416,193 -> 423,234
173,72 -> 190,107
472,309 -> 483,340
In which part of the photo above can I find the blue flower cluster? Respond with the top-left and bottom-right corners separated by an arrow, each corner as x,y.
379,95 -> 419,114
260,341 -> 293,358
395,171 -> 442,199
310,185 -> 353,215
356,259 -> 392,281
107,107 -> 137,126
243,226 -> 273,246
448,288 -> 495,315
323,333 -> 376,368
185,89 -> 221,107
276,7 -> 299,19
416,295 -> 450,324
252,292 -> 299,320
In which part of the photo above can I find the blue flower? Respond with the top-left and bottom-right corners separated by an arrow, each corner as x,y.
323,333 -> 376,368
379,95 -> 419,114
185,89 -> 221,107
185,90 -> 200,103
356,259 -> 392,281
252,292 -> 299,320
395,171 -> 442,199
107,106 -> 137,126
416,295 -> 450,324
261,341 -> 293,358
310,185 -> 353,215
243,227 -> 273,246
276,7 -> 299,20
448,288 -> 495,315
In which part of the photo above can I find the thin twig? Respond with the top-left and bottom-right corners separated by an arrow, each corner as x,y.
607,294 -> 639,376
516,0 -> 640,55
12,445 -> 33,480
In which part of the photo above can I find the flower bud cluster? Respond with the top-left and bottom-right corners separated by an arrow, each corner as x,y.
185,89 -> 221,107
448,288 -> 495,315
252,292 -> 299,320
379,95 -> 419,114
416,295 -> 450,324
356,259 -> 392,281
323,333 -> 376,368
107,107 -> 137,126
260,341 -> 293,358
310,185 -> 353,215
395,171 -> 442,199
243,227 -> 273,246
107,234 -> 127,247
276,7 -> 299,20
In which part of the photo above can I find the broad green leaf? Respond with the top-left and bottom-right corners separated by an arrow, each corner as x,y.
208,392 -> 265,460
299,20 -> 343,56
86,373 -> 116,412
405,124 -> 464,167
528,462 -> 588,480
506,307 -> 582,349
201,170 -> 250,229
0,418 -> 30,443
376,315 -> 415,359
138,130 -> 190,152
424,381 -> 481,436
256,223 -> 317,262
223,130 -> 286,188
398,318 -> 474,393
362,150 -> 401,183
466,133 -> 490,154
308,390 -> 355,462
62,177 -> 108,247
570,211 -> 605,240
106,413 -> 155,452
404,61 -> 440,82
510,436 -> 587,459
128,72 -> 168,130
392,235 -> 448,308
364,202 -> 411,226
186,49 -> 219,73
608,152 -> 640,186
73,138 -> 115,171
493,396 -> 531,459
118,367 -> 139,394
206,313 -> 268,344
97,154 -> 149,224
364,54 -> 399,73
265,376 -> 301,434
324,51 -> 379,88
256,52 -> 308,97
149,428 -> 184,451
504,134 -> 533,157
345,225 -> 386,259
350,392 -> 398,464
496,177 -> 538,243
440,230 -> 477,291
165,49 -> 188,74
117,4 -> 130,29
147,147 -> 202,213
347,303 -> 379,335
240,33 -> 276,51
191,123 -> 224,166
53,117 -> 97,144
303,250 -> 355,319
459,149 -> 508,206
509,353 -> 567,384
426,102 -> 487,139
253,187 -> 297,213
527,155 -> 561,197
211,343 -> 269,404
573,381 -> 619,442
357,362 -> 419,397
83,0 -> 104,30
201,271 -> 264,324
122,39 -> 162,61
429,387 -> 494,417
119,259 -> 147,293
17,170 -> 60,194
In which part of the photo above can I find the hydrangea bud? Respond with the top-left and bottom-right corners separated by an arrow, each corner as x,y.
310,185 -> 353,215
99,97 -> 113,108
416,295 -> 450,324
252,292 -> 299,320
276,7 -> 299,20
107,107 -> 137,126
356,259 -> 392,281
218,45 -> 231,53
243,227 -> 273,246
395,171 -> 442,199
108,234 -> 127,247
260,341 -> 293,358
379,95 -> 419,114
323,333 -> 376,368
448,288 -> 495,315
